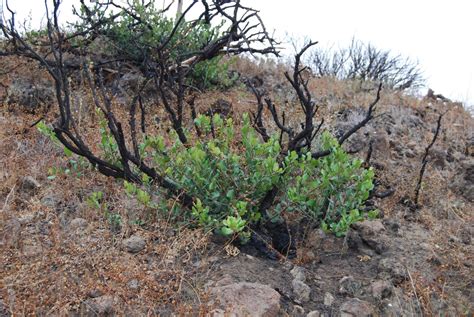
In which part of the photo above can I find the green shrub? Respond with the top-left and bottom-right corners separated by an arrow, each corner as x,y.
75,1 -> 234,90
39,113 -> 376,239
139,113 -> 286,241
286,131 -> 376,236
24,28 -> 49,41
189,56 -> 238,90
122,115 -> 375,240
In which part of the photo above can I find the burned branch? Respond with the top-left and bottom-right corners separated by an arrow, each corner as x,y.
337,82 -> 382,145
249,84 -> 270,142
310,38 -> 424,90
312,82 -> 382,159
249,40 -> 382,162
413,111 -> 446,207
249,41 -> 320,154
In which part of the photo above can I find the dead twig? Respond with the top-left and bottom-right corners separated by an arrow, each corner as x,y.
413,111 -> 446,207
406,266 -> 423,315
1,184 -> 15,211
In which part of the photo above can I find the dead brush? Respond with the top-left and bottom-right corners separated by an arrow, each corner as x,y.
403,269 -> 448,316
0,168 -> 216,314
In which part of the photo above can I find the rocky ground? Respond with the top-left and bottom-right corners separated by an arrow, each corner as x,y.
0,57 -> 473,316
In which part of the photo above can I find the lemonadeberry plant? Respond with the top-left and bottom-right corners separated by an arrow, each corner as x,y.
286,132 -> 376,236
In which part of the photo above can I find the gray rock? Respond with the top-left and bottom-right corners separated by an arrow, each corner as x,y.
354,219 -> 385,234
340,298 -> 375,317
204,99 -> 232,118
154,307 -> 174,316
58,212 -> 69,228
210,308 -> 226,316
370,280 -> 393,299
3,218 -> 21,247
292,305 -> 305,316
428,254 -> 443,266
383,219 -> 400,233
211,274 -> 234,288
306,229 -> 326,248
292,279 -> 311,303
323,292 -> 335,306
459,227 -> 472,245
114,72 -> 155,105
401,114 -> 424,129
449,235 -> 461,244
345,133 -> 367,153
122,235 -> 146,253
69,218 -> 88,230
87,36 -> 111,55
5,78 -> 54,112
403,148 -> 417,158
350,220 -> 389,254
210,282 -> 280,317
290,266 -> 306,282
429,147 -> 448,169
81,295 -> 116,316
338,276 -> 362,296
390,139 -> 403,156
378,258 -> 407,284
372,131 -> 390,156
127,279 -> 140,290
41,193 -> 61,209
20,176 -> 41,196
430,297 -> 458,315
346,229 -> 364,250
118,72 -> 145,91
450,159 -> 474,202
307,311 -> 321,317
22,244 -> 41,258
87,289 -> 104,298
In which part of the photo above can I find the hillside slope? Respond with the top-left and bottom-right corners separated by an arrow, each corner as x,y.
1,56 -> 473,316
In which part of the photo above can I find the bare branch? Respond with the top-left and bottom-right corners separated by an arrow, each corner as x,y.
413,111 -> 446,206
337,82 -> 382,144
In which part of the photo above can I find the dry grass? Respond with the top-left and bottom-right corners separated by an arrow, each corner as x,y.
0,100 -> 219,315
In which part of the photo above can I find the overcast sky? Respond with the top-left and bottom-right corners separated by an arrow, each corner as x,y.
3,0 -> 474,108
253,0 -> 474,108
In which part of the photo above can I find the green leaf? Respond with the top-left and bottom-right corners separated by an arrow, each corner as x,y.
220,227 -> 233,236
64,147 -> 73,157
226,189 -> 235,199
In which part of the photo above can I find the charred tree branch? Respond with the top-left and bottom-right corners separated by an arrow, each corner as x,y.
413,111 -> 446,207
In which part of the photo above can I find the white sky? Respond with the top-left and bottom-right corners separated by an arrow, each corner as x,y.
252,0 -> 474,107
3,0 -> 474,107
